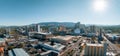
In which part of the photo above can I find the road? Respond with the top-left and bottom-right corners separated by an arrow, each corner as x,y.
59,37 -> 84,56
103,35 -> 120,55
73,46 -> 80,56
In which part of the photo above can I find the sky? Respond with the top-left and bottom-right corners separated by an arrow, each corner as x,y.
0,0 -> 120,26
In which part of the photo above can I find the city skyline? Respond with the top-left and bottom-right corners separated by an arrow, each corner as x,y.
0,0 -> 120,26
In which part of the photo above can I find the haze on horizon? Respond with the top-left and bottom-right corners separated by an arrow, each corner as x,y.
0,0 -> 120,26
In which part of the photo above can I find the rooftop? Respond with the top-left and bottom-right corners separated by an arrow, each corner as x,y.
106,52 -> 116,56
52,35 -> 74,41
86,43 -> 103,47
8,48 -> 29,56
39,42 -> 65,52
28,39 -> 38,42
0,38 -> 5,42
40,50 -> 58,56
29,32 -> 51,35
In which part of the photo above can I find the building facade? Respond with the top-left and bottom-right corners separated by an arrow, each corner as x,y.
84,43 -> 107,56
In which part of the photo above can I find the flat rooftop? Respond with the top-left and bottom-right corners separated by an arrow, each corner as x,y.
29,32 -> 51,35
52,35 -> 74,41
8,48 -> 29,56
86,43 -> 103,47
39,42 -> 65,51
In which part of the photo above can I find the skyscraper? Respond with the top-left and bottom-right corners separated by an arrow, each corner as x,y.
75,22 -> 81,29
35,24 -> 41,32
98,28 -> 103,42
37,24 -> 40,32
25,26 -> 29,36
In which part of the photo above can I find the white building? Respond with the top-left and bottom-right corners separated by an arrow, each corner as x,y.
74,28 -> 81,34
39,42 -> 65,52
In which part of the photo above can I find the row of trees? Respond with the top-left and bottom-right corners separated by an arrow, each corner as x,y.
103,26 -> 120,33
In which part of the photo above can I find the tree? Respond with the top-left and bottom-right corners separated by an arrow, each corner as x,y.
10,29 -> 19,40
92,37 -> 96,41
50,41 -> 54,46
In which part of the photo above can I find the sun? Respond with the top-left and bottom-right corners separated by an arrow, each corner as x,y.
93,0 -> 108,12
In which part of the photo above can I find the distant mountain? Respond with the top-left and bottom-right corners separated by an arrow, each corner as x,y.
0,22 -> 76,28
0,22 -> 120,28
37,22 -> 76,27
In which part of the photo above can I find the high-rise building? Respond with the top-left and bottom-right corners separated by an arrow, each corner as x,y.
75,22 -> 81,29
74,22 -> 86,35
5,27 -> 11,35
8,27 -> 11,35
84,43 -> 107,56
98,28 -> 103,42
25,26 -> 29,36
35,24 -> 41,32
90,25 -> 97,33
37,24 -> 40,32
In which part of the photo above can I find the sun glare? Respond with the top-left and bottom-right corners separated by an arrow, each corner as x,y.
93,0 -> 108,12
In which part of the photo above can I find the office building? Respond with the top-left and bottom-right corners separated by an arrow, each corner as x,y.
74,22 -> 86,35
35,24 -> 41,32
89,25 -> 97,33
25,26 -> 29,36
84,43 -> 107,56
98,28 -> 103,42
38,24 -> 41,32
105,34 -> 120,41
75,22 -> 81,29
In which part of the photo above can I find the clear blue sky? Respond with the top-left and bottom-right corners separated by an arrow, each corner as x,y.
0,0 -> 120,26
